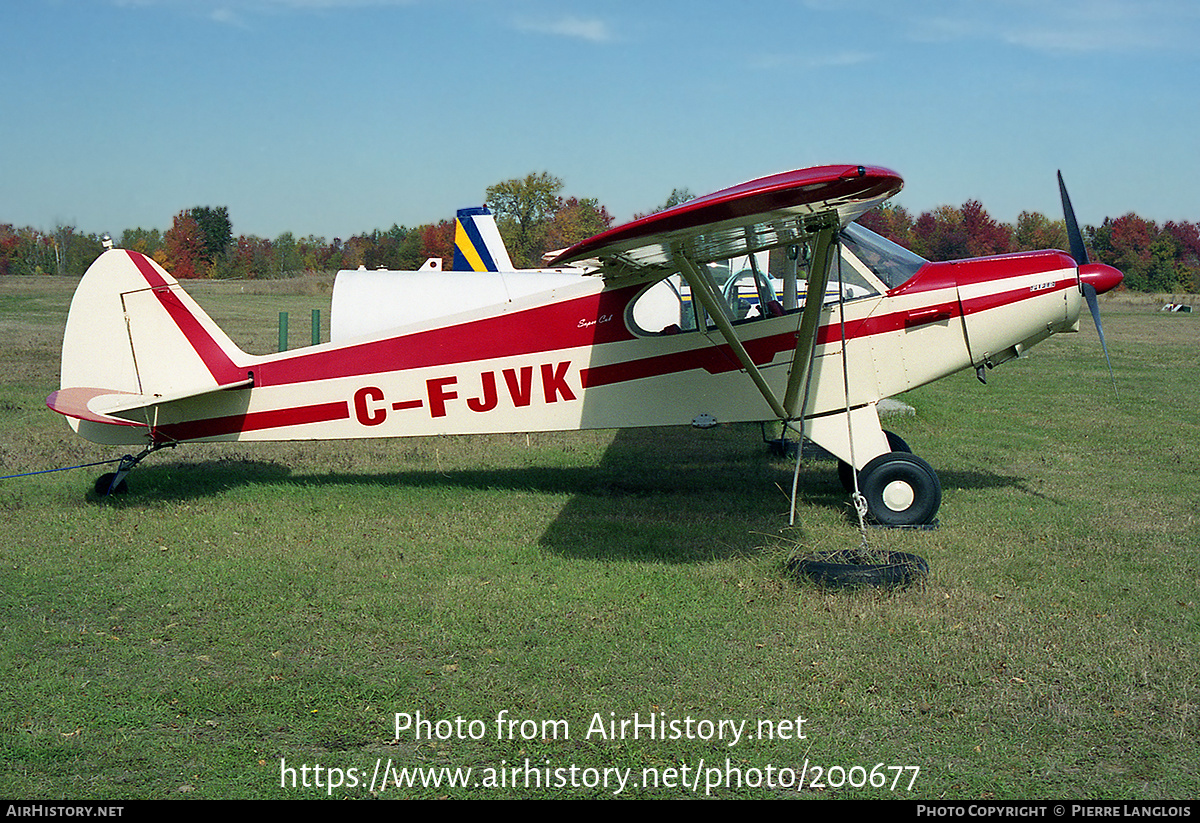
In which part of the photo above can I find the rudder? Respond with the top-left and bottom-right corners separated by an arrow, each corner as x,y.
56,249 -> 250,427
452,207 -> 515,271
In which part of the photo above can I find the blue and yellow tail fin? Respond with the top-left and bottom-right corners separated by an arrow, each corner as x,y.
452,207 -> 515,271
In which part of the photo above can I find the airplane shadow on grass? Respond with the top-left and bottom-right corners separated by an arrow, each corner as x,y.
95,426 -> 1059,564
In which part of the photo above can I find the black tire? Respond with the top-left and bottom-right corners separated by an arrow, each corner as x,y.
766,438 -> 796,459
94,473 -> 128,496
883,430 -> 910,454
858,452 -> 941,527
837,431 -> 911,491
789,550 -> 929,589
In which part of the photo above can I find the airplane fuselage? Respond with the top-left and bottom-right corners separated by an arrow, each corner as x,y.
68,246 -> 1092,475
48,164 -> 1123,526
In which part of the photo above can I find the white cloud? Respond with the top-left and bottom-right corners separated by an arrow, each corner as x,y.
907,0 -> 1198,54
513,15 -> 614,44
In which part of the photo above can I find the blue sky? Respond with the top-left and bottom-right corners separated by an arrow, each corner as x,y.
3,0 -> 1197,241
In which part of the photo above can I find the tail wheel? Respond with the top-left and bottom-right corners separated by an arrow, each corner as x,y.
858,452 -> 941,527
94,473 -> 128,496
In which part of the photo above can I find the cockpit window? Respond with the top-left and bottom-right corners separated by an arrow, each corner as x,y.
625,226 -> 928,337
839,223 -> 928,289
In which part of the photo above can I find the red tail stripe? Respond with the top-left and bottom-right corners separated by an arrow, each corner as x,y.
126,252 -> 245,384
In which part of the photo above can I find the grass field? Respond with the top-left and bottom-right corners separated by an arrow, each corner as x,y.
1,275 -> 1196,799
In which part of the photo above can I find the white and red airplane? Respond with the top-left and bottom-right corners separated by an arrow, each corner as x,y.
47,164 -> 1122,526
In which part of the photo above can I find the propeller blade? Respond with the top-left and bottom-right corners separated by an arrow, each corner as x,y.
1061,172 -> 1118,397
1083,281 -> 1118,398
1057,170 -> 1089,266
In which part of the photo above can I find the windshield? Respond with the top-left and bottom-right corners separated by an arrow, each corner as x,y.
840,223 -> 928,289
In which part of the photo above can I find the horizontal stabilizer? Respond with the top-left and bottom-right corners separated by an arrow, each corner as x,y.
48,377 -> 255,424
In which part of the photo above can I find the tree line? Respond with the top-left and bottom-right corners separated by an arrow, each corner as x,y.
858,201 -> 1200,293
2,174 -> 1196,292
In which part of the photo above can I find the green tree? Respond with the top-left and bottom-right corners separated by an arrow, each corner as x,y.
395,227 -> 425,270
485,172 -> 564,268
274,231 -> 304,275
188,206 -> 233,262
52,225 -> 103,277
1147,233 -> 1180,292
635,187 -> 695,220
12,227 -> 56,275
213,235 -> 275,280
120,227 -> 164,258
355,224 -> 413,270
1012,211 -> 1066,253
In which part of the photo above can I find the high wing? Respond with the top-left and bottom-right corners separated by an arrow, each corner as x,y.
548,164 -> 902,273
551,164 -> 903,422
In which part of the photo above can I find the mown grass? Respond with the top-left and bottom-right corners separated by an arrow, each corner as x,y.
0,277 -> 1196,799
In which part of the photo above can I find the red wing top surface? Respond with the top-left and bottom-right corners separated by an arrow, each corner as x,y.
549,164 -> 902,271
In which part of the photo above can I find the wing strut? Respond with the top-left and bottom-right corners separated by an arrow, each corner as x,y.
671,217 -> 839,425
781,225 -> 836,418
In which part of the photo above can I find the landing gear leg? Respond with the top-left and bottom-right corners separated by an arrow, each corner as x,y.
93,443 -> 169,497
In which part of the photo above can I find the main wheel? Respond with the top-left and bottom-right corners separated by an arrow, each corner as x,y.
857,452 -> 941,527
838,430 -> 911,492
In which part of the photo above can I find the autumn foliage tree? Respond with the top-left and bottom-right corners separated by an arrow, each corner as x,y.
857,204 -> 915,248
542,197 -> 614,257
1163,221 -> 1200,291
420,220 -> 455,268
959,200 -> 1011,257
162,211 -> 207,278
5,174 -> 1198,293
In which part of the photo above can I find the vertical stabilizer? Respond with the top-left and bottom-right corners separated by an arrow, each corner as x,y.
452,207 -> 515,271
59,249 -> 249,400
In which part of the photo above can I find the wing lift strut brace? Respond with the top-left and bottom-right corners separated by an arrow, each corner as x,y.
671,212 -> 837,425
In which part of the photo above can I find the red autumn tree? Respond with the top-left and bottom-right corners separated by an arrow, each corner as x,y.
420,220 -> 455,269
162,211 -> 207,278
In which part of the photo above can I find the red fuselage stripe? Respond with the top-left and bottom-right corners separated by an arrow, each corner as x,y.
254,284 -> 644,388
152,400 -> 350,442
585,277 -> 1074,388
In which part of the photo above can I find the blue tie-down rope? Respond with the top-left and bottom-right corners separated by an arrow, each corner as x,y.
1,457 -> 124,482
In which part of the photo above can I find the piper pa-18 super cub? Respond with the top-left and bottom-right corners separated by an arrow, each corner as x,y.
47,164 -> 1122,526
